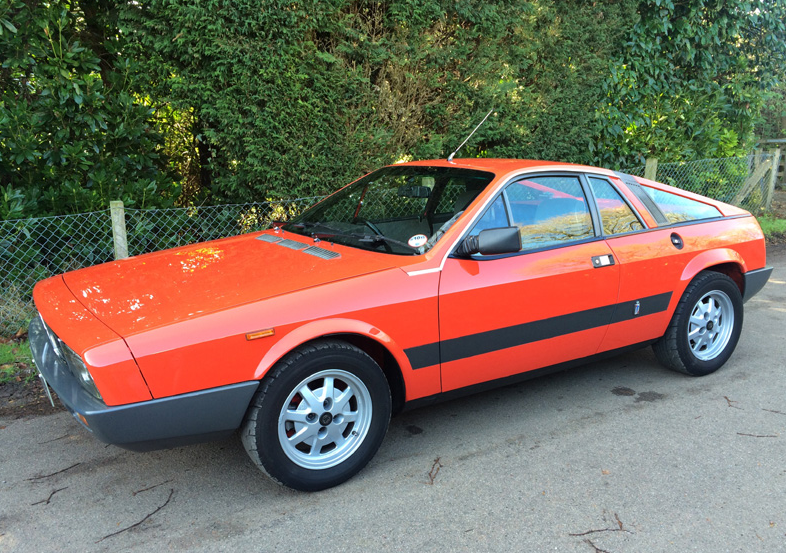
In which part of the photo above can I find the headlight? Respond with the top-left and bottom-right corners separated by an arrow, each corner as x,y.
38,312 -> 103,401
39,313 -> 63,360
62,343 -> 102,401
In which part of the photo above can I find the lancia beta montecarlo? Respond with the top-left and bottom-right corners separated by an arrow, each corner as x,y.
31,159 -> 772,491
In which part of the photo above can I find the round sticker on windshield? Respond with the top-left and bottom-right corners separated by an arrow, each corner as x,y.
408,234 -> 428,248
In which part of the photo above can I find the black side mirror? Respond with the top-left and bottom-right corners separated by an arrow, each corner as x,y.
455,227 -> 521,256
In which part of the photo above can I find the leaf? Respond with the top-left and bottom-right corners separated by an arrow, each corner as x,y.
1,18 -> 17,33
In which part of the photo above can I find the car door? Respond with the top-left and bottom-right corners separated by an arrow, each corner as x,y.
438,174 -> 621,392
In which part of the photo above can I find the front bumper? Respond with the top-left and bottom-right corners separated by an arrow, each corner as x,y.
742,266 -> 773,303
29,316 -> 259,452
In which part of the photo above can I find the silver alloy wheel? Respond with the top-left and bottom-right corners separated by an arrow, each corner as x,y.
687,290 -> 735,361
277,369 -> 373,470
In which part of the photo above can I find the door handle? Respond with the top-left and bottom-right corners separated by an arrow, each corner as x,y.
591,254 -> 615,268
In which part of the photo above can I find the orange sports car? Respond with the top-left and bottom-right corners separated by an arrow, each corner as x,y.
30,159 -> 772,490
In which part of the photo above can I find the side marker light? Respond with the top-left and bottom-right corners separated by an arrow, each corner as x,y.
246,329 -> 275,341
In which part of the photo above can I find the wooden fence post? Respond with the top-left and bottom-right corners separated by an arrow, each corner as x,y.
732,155 -> 771,207
765,148 -> 782,210
110,200 -> 129,260
644,157 -> 658,180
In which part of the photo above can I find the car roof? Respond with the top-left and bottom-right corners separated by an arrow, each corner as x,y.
397,158 -> 617,177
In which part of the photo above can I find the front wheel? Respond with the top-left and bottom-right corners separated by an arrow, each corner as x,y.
241,340 -> 391,491
653,271 -> 743,376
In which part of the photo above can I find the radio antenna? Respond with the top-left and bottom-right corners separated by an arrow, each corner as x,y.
447,108 -> 494,162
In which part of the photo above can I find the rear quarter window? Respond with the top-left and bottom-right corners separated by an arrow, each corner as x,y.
643,187 -> 722,223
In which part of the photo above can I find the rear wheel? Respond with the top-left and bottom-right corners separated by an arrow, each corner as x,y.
241,340 -> 391,491
653,271 -> 743,376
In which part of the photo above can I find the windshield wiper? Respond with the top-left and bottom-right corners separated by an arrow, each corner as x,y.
289,221 -> 418,253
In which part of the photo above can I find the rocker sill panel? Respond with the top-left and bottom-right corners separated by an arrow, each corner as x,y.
405,292 -> 673,370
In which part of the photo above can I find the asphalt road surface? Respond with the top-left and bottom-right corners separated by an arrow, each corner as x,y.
2,245 -> 785,553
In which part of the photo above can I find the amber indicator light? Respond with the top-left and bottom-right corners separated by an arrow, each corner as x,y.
246,328 -> 275,341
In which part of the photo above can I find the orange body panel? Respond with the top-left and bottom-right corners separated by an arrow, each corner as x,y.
438,241 -> 619,391
125,266 -> 442,400
600,216 -> 765,352
32,277 -> 152,406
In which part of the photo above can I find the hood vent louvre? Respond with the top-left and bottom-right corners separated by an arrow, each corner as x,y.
277,238 -> 308,250
303,246 -> 341,260
257,234 -> 339,259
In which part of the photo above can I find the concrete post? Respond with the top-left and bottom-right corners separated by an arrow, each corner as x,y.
644,157 -> 658,181
110,200 -> 129,260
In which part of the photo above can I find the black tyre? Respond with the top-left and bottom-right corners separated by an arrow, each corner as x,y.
653,271 -> 743,376
241,339 -> 391,491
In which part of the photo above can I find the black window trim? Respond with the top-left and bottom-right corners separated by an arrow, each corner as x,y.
613,171 -> 670,226
583,173 -> 647,238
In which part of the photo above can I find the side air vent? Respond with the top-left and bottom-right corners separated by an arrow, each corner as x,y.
303,246 -> 341,260
256,234 -> 282,243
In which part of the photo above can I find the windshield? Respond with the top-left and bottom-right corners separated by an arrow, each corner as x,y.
283,166 -> 495,255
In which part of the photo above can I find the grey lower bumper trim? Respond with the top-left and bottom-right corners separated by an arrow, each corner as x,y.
81,381 -> 260,452
29,317 -> 259,452
743,267 -> 773,303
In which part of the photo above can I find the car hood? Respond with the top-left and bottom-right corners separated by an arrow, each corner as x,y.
62,232 -> 395,337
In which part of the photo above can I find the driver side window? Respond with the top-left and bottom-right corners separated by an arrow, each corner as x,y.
471,196 -> 509,234
469,175 -> 595,253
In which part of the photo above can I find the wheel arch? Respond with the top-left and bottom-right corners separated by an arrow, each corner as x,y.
680,249 -> 746,294
329,334 -> 406,415
253,319 -> 408,415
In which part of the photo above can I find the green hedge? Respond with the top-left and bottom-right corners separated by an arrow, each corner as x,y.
0,0 -> 179,219
3,0 -> 785,218
123,0 -> 641,203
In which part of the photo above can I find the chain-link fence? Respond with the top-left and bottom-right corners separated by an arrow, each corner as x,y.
628,153 -> 780,213
0,198 -> 321,336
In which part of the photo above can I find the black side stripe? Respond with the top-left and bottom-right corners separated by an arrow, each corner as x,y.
611,293 -> 672,324
404,292 -> 673,370
403,342 -> 440,372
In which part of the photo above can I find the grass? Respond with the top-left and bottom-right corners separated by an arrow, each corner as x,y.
0,339 -> 35,384
757,215 -> 786,236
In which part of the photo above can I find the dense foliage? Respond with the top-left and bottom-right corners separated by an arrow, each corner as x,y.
124,0 -> 640,204
1,0 -> 785,218
593,0 -> 786,166
757,82 -> 786,139
0,0 -> 178,219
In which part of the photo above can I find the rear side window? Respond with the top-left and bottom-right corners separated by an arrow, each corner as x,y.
588,177 -> 644,235
643,187 -> 722,223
